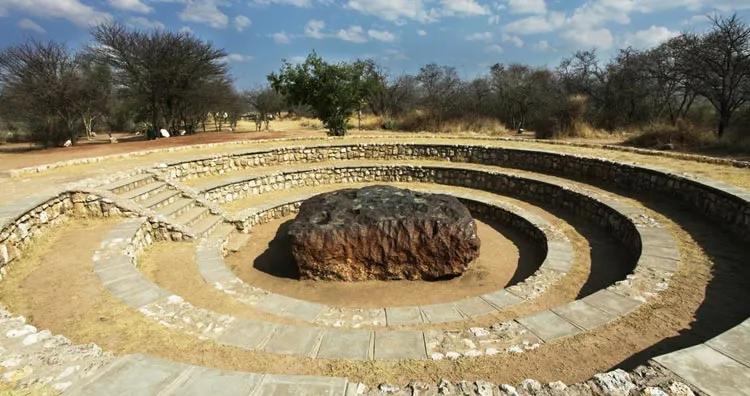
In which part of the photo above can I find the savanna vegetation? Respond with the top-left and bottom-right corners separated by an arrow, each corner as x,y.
1,14 -> 750,155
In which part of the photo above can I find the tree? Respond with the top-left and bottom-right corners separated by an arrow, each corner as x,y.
680,14 -> 750,137
91,22 -> 230,135
0,39 -> 87,146
416,63 -> 461,128
244,86 -> 285,130
268,51 -> 379,136
74,52 -> 113,140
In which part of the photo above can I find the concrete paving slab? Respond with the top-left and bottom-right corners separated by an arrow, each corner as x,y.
167,368 -> 263,396
640,244 -> 681,260
255,374 -> 349,396
218,319 -> 276,350
374,331 -> 426,360
201,266 -> 236,284
68,354 -> 187,396
551,300 -> 615,330
583,289 -> 641,316
481,290 -> 523,310
385,306 -> 424,326
105,275 -> 158,298
454,297 -> 497,317
95,263 -> 139,284
516,310 -> 581,342
263,325 -> 322,356
638,255 -> 680,272
316,329 -> 372,360
706,319 -> 750,367
541,257 -> 573,273
120,287 -> 168,308
280,300 -> 327,322
420,303 -> 464,323
654,344 -> 750,396
253,293 -> 301,314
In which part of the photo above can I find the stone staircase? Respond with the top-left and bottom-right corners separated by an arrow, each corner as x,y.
102,173 -> 236,242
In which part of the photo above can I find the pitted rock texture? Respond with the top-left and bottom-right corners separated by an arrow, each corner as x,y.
288,185 -> 481,281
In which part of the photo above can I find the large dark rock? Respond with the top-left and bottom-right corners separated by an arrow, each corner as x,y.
288,185 -> 481,281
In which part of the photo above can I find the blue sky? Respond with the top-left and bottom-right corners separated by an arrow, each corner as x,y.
1,0 -> 750,88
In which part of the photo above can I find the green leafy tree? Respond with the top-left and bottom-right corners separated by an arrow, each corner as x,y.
267,52 -> 379,136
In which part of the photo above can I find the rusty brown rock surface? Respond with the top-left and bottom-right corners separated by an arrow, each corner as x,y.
288,185 -> 481,281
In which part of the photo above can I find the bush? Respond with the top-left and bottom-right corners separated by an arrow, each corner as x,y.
381,118 -> 396,130
624,120 -> 715,149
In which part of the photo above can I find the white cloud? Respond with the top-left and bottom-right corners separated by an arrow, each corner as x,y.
384,48 -> 408,60
501,33 -> 524,47
253,0 -> 312,6
466,32 -> 493,42
179,26 -> 193,34
127,16 -> 164,30
485,44 -> 504,53
489,15 -> 501,24
0,0 -> 111,27
507,0 -> 546,14
107,0 -> 152,14
234,15 -> 251,32
220,53 -> 254,62
502,13 -> 564,34
345,0 -> 435,23
439,0 -> 488,16
534,39 -> 550,51
561,26 -> 614,49
336,26 -> 367,43
178,0 -> 229,29
368,29 -> 396,42
304,19 -> 326,38
624,25 -> 680,48
417,29 -> 427,36
18,18 -> 45,33
271,31 -> 293,43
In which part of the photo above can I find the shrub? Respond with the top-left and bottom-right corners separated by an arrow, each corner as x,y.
624,120 -> 715,149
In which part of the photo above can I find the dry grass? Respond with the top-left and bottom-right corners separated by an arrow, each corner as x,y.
623,120 -> 750,157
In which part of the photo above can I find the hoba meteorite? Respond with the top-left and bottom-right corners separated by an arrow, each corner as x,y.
288,185 -> 481,281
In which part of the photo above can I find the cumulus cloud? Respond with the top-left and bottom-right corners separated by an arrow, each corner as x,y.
127,16 -> 164,30
417,29 -> 427,36
336,26 -> 367,43
368,29 -> 396,42
466,32 -> 493,42
178,0 -> 229,29
439,0 -> 488,17
485,44 -> 504,53
501,33 -> 524,47
345,0 -> 435,23
624,25 -> 680,48
18,18 -> 45,33
561,26 -> 614,49
534,39 -> 550,51
234,15 -> 251,32
0,0 -> 111,27
507,0 -> 546,14
271,31 -> 293,43
220,53 -> 254,62
107,0 -> 152,14
253,0 -> 312,6
304,19 -> 326,38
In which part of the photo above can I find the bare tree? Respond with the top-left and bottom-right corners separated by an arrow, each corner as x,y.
680,13 -> 750,136
416,63 -> 461,128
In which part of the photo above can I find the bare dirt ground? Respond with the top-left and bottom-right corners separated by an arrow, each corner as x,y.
1,131 -> 750,387
227,215 -> 535,309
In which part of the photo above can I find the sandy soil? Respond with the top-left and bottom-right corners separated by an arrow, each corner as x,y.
226,215 -> 537,309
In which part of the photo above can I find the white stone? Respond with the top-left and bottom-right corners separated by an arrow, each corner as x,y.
461,338 -> 477,349
643,387 -> 669,396
52,382 -> 73,391
0,244 -> 8,265
445,351 -> 461,360
378,383 -> 398,392
22,330 -> 51,346
547,381 -> 567,391
521,379 -> 543,392
167,295 -> 184,304
485,348 -> 500,356
7,325 -> 37,338
476,381 -> 494,396
667,382 -> 695,396
55,365 -> 80,380
470,327 -> 490,337
430,353 -> 444,360
593,369 -> 635,396
1,357 -> 22,368
39,211 -> 48,224
500,384 -> 519,396
464,350 -> 482,357
225,194 -> 233,202
506,345 -> 524,354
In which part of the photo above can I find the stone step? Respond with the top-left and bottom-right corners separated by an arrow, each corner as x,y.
119,181 -> 168,202
210,223 -> 236,242
103,173 -> 155,195
193,215 -> 223,237
141,189 -> 182,210
156,198 -> 196,218
175,206 -> 210,227
226,231 -> 252,252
